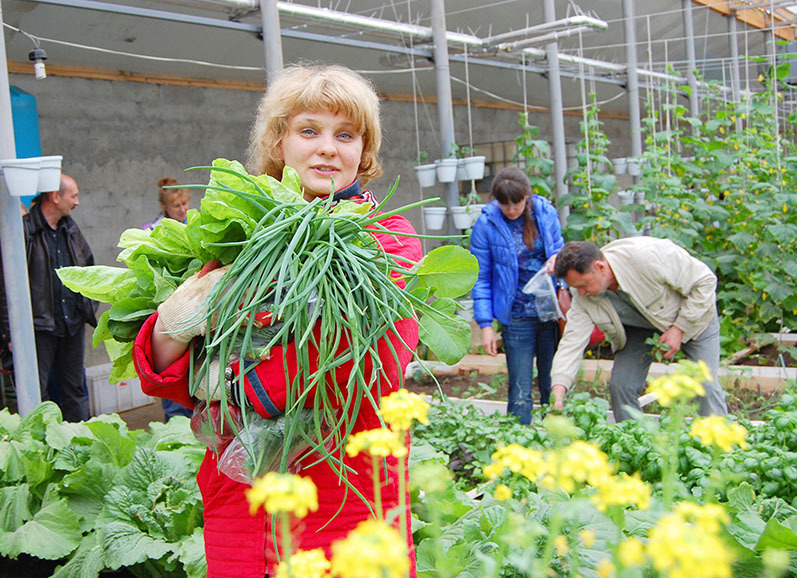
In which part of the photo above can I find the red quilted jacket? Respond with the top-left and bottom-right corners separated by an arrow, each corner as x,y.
134,213 -> 422,577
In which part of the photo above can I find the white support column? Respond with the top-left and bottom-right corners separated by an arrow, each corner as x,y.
682,0 -> 700,121
0,3 -> 41,416
259,0 -> 283,83
543,0 -> 569,224
429,0 -> 459,233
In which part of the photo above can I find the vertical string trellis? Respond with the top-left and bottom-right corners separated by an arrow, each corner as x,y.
406,0 -> 427,242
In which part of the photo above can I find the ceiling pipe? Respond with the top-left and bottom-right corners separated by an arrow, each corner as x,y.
484,14 -> 607,47
498,25 -> 599,52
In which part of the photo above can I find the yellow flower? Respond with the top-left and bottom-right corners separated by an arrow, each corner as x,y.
591,472 -> 651,511
246,472 -> 319,518
689,416 -> 749,452
719,126 -> 725,134
762,292 -> 767,301
330,519 -> 409,578
618,537 -> 646,567
674,501 -> 730,534
346,428 -> 407,458
579,528 -> 596,548
484,443 -> 546,482
275,549 -> 330,578
759,74 -> 764,82
596,558 -> 615,578
645,360 -> 710,406
554,534 -> 570,556
647,509 -> 734,578
380,388 -> 429,431
494,484 -> 513,501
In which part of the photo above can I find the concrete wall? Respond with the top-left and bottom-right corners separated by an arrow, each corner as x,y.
9,73 -> 632,365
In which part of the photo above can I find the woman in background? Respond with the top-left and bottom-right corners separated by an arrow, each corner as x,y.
142,177 -> 192,230
142,177 -> 194,420
470,166 -> 564,425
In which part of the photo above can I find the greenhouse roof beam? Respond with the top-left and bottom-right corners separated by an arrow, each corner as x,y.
482,14 -> 607,48
693,0 -> 795,41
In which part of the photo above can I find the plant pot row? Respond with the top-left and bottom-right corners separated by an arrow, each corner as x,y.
423,204 -> 484,230
613,156 -> 643,176
415,156 -> 486,187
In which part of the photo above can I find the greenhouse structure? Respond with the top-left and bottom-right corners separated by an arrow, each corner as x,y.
0,1 -> 796,577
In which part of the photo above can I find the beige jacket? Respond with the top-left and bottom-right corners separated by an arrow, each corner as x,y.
551,237 -> 717,391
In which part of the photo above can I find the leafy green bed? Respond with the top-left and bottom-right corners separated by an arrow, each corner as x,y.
410,393 -> 797,577
0,403 -> 206,578
412,392 -> 797,504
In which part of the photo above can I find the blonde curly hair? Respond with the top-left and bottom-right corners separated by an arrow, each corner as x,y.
245,63 -> 383,186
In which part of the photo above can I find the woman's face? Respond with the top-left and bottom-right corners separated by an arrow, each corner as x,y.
498,198 -> 526,221
164,194 -> 190,222
279,110 -> 364,201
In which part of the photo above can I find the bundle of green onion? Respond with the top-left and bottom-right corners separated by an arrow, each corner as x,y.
58,159 -> 478,478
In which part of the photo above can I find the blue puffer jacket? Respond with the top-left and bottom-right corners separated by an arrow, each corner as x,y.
470,195 -> 564,328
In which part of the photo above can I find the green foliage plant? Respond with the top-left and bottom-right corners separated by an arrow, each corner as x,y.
513,112 -> 555,200
0,403 -> 207,578
560,94 -> 633,243
634,67 -> 797,354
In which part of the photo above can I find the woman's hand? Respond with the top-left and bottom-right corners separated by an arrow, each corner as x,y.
481,325 -> 499,356
552,384 -> 567,411
153,260 -> 230,372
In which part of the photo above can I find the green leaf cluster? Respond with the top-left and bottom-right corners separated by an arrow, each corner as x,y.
632,74 -> 797,353
0,403 -> 206,577
57,159 -> 477,383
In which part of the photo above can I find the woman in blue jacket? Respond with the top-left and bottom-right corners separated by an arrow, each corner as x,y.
470,166 -> 564,424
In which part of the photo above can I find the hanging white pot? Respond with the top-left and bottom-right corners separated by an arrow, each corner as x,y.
613,157 -> 627,175
627,157 -> 642,177
466,203 -> 484,227
450,205 -> 473,229
463,156 -> 486,180
435,158 -> 458,183
414,163 -> 437,188
616,190 -> 635,205
38,155 -> 63,192
423,206 -> 447,230
456,159 -> 469,181
634,191 -> 646,205
1,157 -> 41,197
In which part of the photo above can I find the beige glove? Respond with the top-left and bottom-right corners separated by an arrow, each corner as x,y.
195,357 -> 224,402
157,265 -> 231,344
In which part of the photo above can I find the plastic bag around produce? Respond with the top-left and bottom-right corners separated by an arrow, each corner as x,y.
521,268 -> 564,323
216,407 -> 319,484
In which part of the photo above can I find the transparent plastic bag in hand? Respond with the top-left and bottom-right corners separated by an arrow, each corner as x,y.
216,407 -> 318,484
190,400 -> 243,454
521,268 -> 564,323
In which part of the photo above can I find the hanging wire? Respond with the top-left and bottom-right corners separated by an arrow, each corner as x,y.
576,29 -> 593,200
463,41 -> 474,154
769,0 -> 783,173
405,0 -> 427,241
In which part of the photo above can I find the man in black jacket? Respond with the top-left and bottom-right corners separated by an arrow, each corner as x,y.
24,174 -> 97,421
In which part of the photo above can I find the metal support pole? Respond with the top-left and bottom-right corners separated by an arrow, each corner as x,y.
543,0 -> 569,224
682,0 -> 700,122
622,0 -> 643,165
259,0 -> 283,84
429,0 -> 459,234
0,3 -> 41,416
728,14 -> 742,132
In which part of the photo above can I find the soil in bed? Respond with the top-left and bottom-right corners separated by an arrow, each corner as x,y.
404,354 -> 787,422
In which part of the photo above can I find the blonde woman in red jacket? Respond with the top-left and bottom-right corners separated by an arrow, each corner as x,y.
133,64 -> 420,578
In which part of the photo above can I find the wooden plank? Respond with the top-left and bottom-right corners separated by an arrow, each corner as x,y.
692,0 -> 795,41
8,60 -> 629,119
